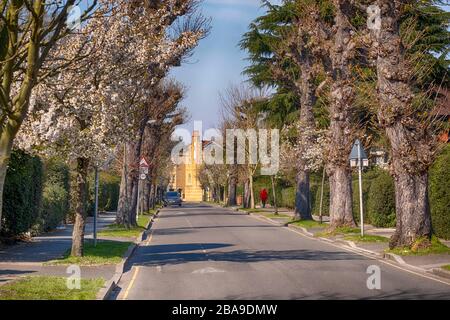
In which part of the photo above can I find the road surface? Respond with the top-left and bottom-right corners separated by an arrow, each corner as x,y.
114,203 -> 450,300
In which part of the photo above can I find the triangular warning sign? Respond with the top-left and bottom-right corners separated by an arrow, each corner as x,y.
139,157 -> 149,168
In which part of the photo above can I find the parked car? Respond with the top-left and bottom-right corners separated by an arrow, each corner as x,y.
163,191 -> 182,207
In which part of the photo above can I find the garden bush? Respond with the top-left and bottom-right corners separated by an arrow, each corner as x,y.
88,171 -> 121,215
352,168 -> 380,224
312,181 -> 330,216
1,150 -> 43,236
429,145 -> 450,239
367,169 -> 396,228
280,187 -> 296,209
39,160 -> 70,232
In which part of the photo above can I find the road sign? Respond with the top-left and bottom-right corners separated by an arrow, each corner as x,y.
139,157 -> 149,168
350,139 -> 369,167
139,165 -> 149,174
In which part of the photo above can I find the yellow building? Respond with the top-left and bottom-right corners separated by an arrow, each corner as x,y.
169,131 -> 204,202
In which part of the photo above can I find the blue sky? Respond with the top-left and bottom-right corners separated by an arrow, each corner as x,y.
171,1 -> 449,133
170,0 -> 278,131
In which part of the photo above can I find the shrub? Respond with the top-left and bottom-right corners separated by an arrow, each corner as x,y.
367,169 -> 396,228
312,181 -> 330,216
2,150 -> 43,236
98,172 -> 120,212
39,160 -> 70,232
88,171 -> 121,215
429,145 -> 450,239
280,187 -> 296,209
352,168 -> 380,224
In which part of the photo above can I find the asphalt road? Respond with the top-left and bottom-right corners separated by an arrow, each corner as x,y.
114,203 -> 450,300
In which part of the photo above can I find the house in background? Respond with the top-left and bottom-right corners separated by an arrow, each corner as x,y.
369,148 -> 389,169
169,131 -> 204,202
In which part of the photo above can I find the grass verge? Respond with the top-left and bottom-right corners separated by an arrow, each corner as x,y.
0,276 -> 104,300
98,214 -> 151,238
240,208 -> 266,213
387,237 -> 450,256
344,234 -> 389,243
47,240 -> 132,266
264,213 -> 292,219
289,220 -> 326,229
315,226 -> 361,238
442,265 -> 450,271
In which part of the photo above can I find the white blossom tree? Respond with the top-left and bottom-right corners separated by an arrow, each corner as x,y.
17,0 -> 207,256
0,0 -> 98,231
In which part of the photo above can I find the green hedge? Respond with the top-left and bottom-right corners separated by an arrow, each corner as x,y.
312,180 -> 330,216
429,145 -> 450,239
280,187 -> 296,209
39,160 -> 70,232
2,150 -> 43,236
366,169 -> 396,228
351,168 -> 385,224
1,153 -> 72,237
88,171 -> 120,215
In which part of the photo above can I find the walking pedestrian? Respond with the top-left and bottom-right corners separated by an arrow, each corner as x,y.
260,188 -> 268,208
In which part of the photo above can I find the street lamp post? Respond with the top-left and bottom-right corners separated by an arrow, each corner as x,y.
350,139 -> 369,237
93,166 -> 99,247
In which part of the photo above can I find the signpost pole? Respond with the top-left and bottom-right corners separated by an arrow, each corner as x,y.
136,179 -> 140,222
94,166 -> 99,247
137,156 -> 149,223
357,141 -> 364,237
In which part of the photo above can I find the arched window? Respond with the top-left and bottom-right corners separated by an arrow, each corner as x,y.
188,173 -> 192,185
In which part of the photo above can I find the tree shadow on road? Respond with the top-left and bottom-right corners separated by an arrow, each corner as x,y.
129,243 -> 366,268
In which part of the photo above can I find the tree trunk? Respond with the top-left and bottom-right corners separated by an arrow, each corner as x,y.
374,0 -> 433,247
243,180 -> 250,208
328,166 -> 355,228
142,180 -> 151,213
71,157 -> 90,257
151,184 -> 157,209
326,1 -> 356,228
271,175 -> 278,214
116,141 -> 139,228
390,171 -> 431,248
228,174 -> 237,206
249,171 -> 255,209
0,130 -> 14,231
294,69 -> 316,220
295,170 -> 311,220
117,155 -> 131,227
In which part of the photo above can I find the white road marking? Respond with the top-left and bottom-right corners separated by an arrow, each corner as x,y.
192,267 -> 225,274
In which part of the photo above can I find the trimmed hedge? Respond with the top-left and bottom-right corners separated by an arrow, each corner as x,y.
39,160 -> 70,232
88,171 -> 121,215
1,153 -> 72,237
429,145 -> 450,239
280,187 -> 296,209
312,181 -> 330,216
366,169 -> 396,228
2,150 -> 43,236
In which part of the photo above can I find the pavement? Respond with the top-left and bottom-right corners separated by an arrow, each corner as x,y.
0,212 -> 119,284
112,203 -> 450,300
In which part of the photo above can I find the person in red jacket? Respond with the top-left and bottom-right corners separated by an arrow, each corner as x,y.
260,188 -> 268,208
